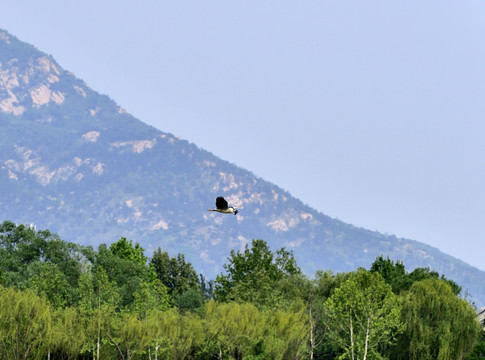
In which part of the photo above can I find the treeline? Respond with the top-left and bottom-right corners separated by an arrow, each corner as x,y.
0,220 -> 482,360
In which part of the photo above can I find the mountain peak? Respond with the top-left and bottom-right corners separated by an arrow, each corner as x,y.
0,30 -> 65,115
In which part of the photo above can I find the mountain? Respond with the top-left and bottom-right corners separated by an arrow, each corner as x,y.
1,29 -> 484,306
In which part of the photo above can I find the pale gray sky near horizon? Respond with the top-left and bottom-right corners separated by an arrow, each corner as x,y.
2,1 -> 485,271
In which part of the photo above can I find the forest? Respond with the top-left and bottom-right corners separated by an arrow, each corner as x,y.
0,220 -> 483,360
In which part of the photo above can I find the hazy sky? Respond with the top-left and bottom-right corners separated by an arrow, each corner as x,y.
2,1 -> 485,271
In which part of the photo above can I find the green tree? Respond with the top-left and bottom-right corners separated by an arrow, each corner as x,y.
52,306 -> 86,360
174,288 -> 205,313
199,274 -> 215,299
214,239 -> 301,308
392,279 -> 481,360
309,271 -> 352,359
264,306 -> 310,360
324,269 -> 405,360
27,261 -> 72,308
95,243 -> 149,307
39,230 -> 84,292
0,221 -> 40,271
0,286 -> 52,360
203,300 -> 265,359
407,267 -> 462,295
370,255 -> 462,296
313,270 -> 350,300
106,312 -> 150,360
148,308 -> 204,360
131,278 -> 171,319
150,248 -> 199,296
146,310 -> 172,360
110,237 -> 147,266
131,278 -> 171,358
0,221 -> 83,295
465,337 -> 485,360
78,267 -> 120,360
370,256 -> 408,293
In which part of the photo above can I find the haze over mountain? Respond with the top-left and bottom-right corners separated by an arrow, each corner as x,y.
1,29 -> 484,305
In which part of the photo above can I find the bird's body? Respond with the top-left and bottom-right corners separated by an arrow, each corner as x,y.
209,196 -> 238,215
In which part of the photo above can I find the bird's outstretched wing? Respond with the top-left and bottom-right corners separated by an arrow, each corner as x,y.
216,197 -> 228,210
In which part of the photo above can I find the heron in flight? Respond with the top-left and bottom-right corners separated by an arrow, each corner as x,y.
208,197 -> 238,215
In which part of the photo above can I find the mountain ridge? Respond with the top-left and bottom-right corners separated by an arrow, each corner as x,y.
1,28 -> 484,306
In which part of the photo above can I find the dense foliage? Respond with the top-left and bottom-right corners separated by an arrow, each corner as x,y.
0,221 -> 482,359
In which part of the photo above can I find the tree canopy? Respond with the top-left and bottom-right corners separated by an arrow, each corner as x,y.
215,239 -> 302,308
0,221 -> 481,360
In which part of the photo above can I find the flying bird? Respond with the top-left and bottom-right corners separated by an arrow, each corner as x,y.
208,196 -> 238,215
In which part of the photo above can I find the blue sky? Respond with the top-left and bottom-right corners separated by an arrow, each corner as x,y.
2,1 -> 485,271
